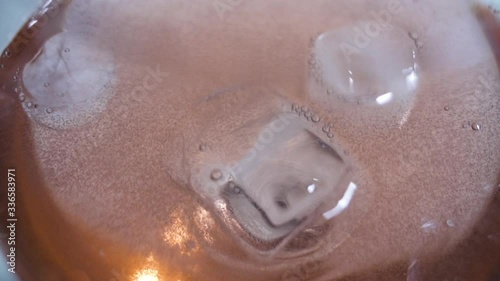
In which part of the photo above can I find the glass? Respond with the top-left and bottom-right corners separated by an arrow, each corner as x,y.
0,0 -> 499,280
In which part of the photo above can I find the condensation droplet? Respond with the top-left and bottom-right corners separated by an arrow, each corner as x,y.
18,94 -> 25,102
312,114 -> 321,123
46,107 -> 53,114
322,125 -> 330,133
444,106 -> 450,111
0,64 -> 4,69
26,102 -> 33,108
14,87 -> 20,93
446,219 -> 455,227
64,48 -> 70,53
327,132 -> 334,138
210,169 -> 222,181
471,123 -> 481,131
44,82 -> 50,87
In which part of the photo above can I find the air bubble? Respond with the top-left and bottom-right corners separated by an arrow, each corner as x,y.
44,82 -> 50,87
18,94 -> 26,102
46,107 -> 53,114
26,102 -> 33,108
210,169 -> 222,181
64,48 -> 70,53
471,123 -> 481,131
444,106 -> 450,111
228,182 -> 241,194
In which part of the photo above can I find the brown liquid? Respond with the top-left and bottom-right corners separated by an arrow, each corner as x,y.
0,0 -> 499,281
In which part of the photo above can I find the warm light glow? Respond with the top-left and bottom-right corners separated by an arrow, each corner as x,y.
134,268 -> 159,281
195,206 -> 215,244
163,208 -> 188,246
163,208 -> 199,254
133,254 -> 160,281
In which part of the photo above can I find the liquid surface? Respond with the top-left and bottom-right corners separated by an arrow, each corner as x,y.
0,0 -> 499,281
